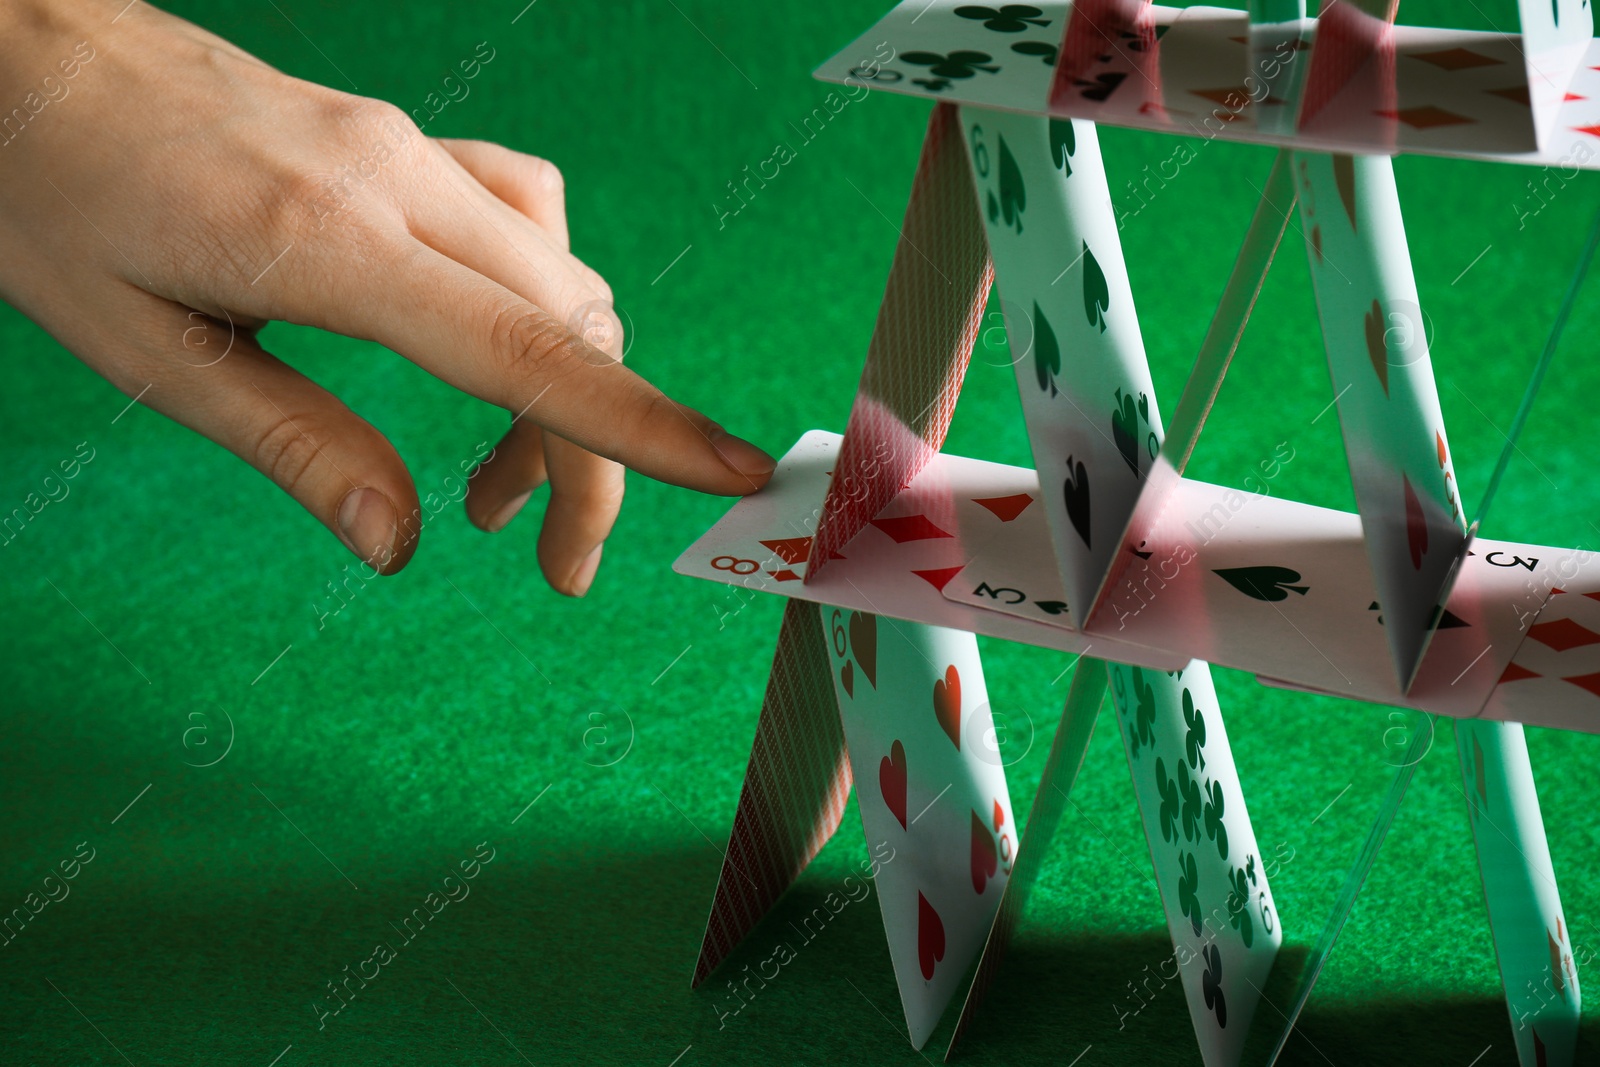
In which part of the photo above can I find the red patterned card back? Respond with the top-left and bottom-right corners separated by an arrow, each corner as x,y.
806,102 -> 993,580
691,599 -> 851,986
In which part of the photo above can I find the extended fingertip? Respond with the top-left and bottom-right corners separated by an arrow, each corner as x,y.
485,489 -> 533,533
567,542 -> 604,597
708,426 -> 776,486
337,486 -> 400,572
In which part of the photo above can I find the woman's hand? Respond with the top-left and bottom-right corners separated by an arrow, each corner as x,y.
0,0 -> 775,594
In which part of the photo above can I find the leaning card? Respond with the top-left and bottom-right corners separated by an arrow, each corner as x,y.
822,607 -> 1017,1049
1109,659 -> 1282,1067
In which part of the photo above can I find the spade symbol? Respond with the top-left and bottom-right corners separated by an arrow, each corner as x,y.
1032,301 -> 1059,396
1213,566 -> 1309,601
1082,241 -> 1110,332
1063,456 -> 1091,549
1111,387 -> 1140,476
1049,117 -> 1075,175
996,133 -> 1026,233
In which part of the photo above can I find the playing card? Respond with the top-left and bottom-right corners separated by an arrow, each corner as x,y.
693,599 -> 852,988
1455,719 -> 1582,1067
1480,550 -> 1600,731
811,1 -> 1600,168
808,100 -> 992,578
956,105 -> 1165,627
1513,0 -> 1592,145
947,656 -> 1109,1056
937,467 -> 1565,721
822,606 -> 1016,1049
674,429 -> 1188,672
1293,150 -> 1466,687
1109,659 -> 1281,1067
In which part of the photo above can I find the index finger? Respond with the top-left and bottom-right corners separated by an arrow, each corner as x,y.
350,240 -> 775,496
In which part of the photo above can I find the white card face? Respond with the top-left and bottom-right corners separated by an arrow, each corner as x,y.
812,1 -> 1600,168
1108,659 -> 1281,1067
821,607 -> 1016,1049
675,432 -> 1593,728
1293,150 -> 1466,686
1456,719 -> 1582,1067
937,469 -> 1562,719
957,106 -> 1164,628
673,430 -> 1188,671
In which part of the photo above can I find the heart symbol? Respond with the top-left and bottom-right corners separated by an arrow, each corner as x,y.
841,659 -> 854,698
970,811 -> 998,893
1063,455 -> 1091,549
934,665 -> 962,749
879,740 -> 908,830
1364,299 -> 1390,396
917,891 -> 946,980
1137,392 -> 1149,424
848,611 -> 877,689
1404,475 -> 1427,569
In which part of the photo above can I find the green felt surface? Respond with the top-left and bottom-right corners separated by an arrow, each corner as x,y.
2,1 -> 1599,1064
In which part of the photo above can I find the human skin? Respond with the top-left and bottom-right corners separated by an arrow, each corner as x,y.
0,0 -> 775,594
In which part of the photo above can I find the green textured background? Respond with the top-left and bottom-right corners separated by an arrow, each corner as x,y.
3,1 -> 1598,1064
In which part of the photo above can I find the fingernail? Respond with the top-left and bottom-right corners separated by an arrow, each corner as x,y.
709,426 -> 776,478
486,490 -> 533,533
569,542 -> 604,597
337,487 -> 398,569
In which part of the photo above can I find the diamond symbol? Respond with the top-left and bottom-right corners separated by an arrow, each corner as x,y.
1562,672 -> 1600,699
759,537 -> 812,565
1528,617 -> 1600,652
972,493 -> 1035,522
869,514 -> 953,543
1411,47 -> 1501,71
1375,106 -> 1476,129
1498,662 -> 1540,683
912,566 -> 966,591
1488,85 -> 1530,106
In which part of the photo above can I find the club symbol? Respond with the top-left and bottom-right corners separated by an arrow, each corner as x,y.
1203,780 -> 1228,861
1226,866 -> 1253,947
1201,944 -> 1227,1026
1177,760 -> 1203,842
1011,40 -> 1057,65
1182,688 -> 1207,770
900,50 -> 1001,80
1177,850 -> 1203,934
955,5 -> 1050,32
1156,757 -> 1180,843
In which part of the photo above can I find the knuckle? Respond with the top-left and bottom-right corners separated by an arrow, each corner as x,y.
489,304 -> 581,386
523,156 -> 565,201
565,300 -> 624,356
251,411 -> 330,498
